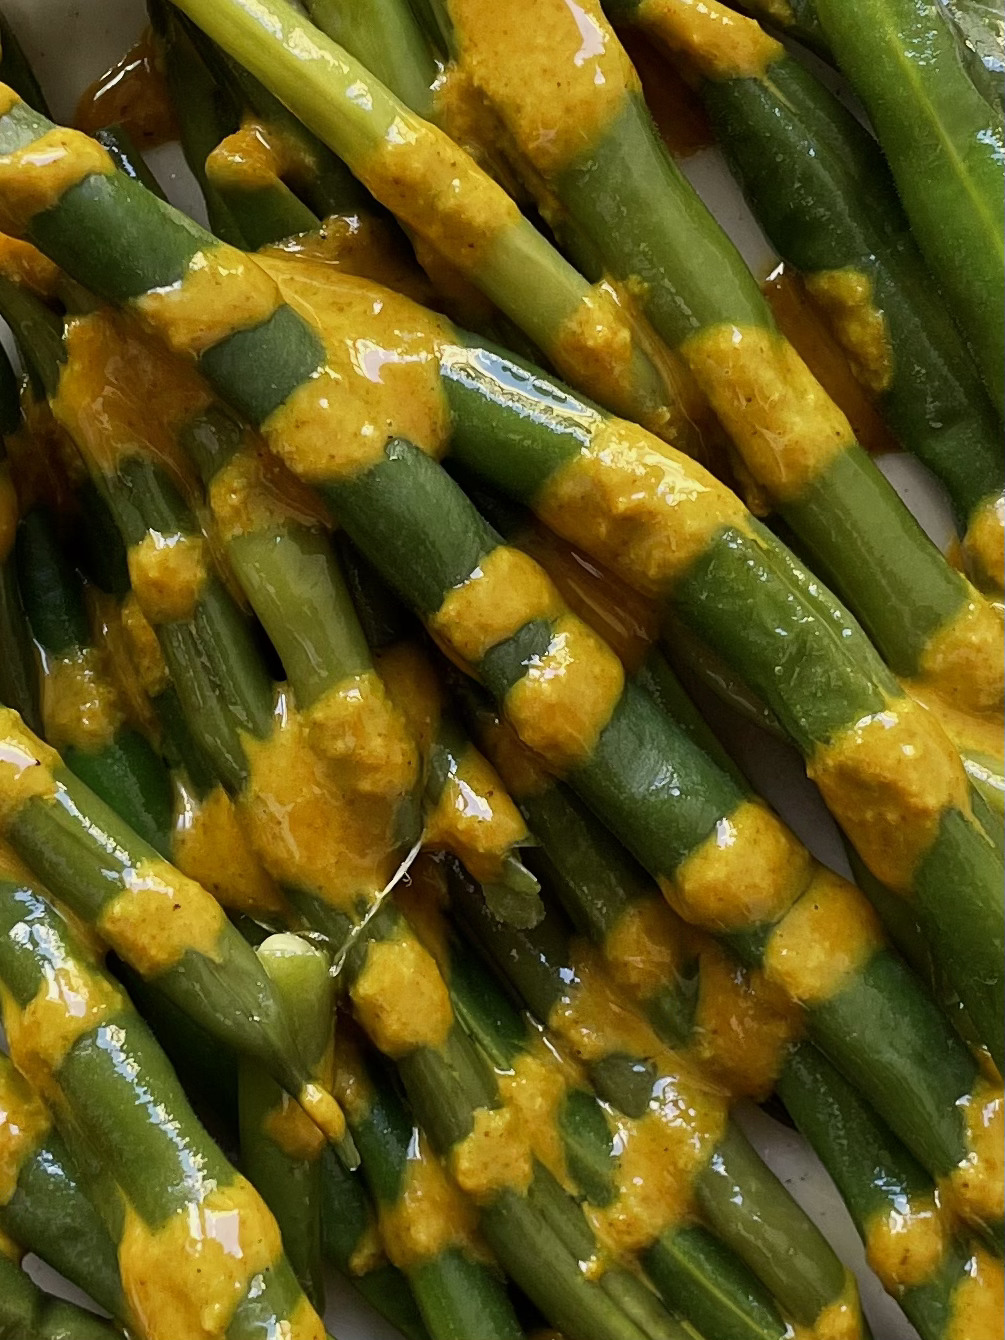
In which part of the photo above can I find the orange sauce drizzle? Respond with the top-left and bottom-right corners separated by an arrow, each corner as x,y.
75,28 -> 178,149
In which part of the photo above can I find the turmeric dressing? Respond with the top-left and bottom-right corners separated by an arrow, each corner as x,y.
661,798 -> 811,931
0,127 -> 115,238
0,1062 -> 50,1206
430,546 -> 565,666
172,780 -> 288,923
0,234 -> 62,300
263,1092 -> 327,1162
547,283 -> 652,428
0,708 -> 61,829
424,745 -> 531,883
381,1127 -> 485,1268
39,647 -> 124,754
305,669 -> 418,799
451,1105 -> 534,1201
504,613 -> 624,771
1,958 -> 124,1105
913,594 -> 1004,715
864,1194 -> 946,1291
205,117 -> 312,193
96,858 -> 226,978
809,699 -> 972,893
240,691 -> 406,913
496,1028 -> 582,1188
256,260 -> 452,484
681,323 -> 855,502
75,27 -> 178,149
53,309 -> 208,501
374,641 -> 444,762
127,531 -> 208,625
946,1247 -> 1005,1340
804,269 -> 894,395
945,1081 -> 1004,1227
963,490 -> 1005,593
207,440 -> 331,546
117,1178 -> 284,1340
448,0 -> 639,177
536,416 -> 751,596
90,590 -> 161,738
475,710 -> 555,799
762,868 -> 883,1006
635,0 -> 783,81
351,931 -> 453,1057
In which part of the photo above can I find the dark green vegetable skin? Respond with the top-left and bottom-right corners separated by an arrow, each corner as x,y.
0,1252 -> 120,1340
0,1056 -> 125,1322
0,876 -> 326,1340
779,1045 -> 983,1340
14,506 -> 175,852
814,0 -> 1005,414
663,29 -> 1003,537
320,1149 -> 431,1340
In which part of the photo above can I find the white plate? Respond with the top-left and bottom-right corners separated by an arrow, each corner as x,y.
2,3 -> 931,1336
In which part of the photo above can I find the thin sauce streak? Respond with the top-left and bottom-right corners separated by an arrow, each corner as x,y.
619,27 -> 712,158
74,27 -> 178,149
761,265 -> 898,457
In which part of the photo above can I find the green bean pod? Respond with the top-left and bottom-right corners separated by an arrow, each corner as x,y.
0,866 -> 329,1340
0,93 -> 997,1135
446,860 -> 861,1337
0,1048 -> 125,1322
614,0 -> 1003,591
0,1250 -> 121,1340
319,1149 -> 430,1340
14,506 -> 175,851
239,934 -> 335,1312
779,1044 -> 1004,1340
814,0 -> 1005,414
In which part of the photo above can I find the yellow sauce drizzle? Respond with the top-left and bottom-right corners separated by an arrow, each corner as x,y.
305,669 -> 418,799
550,939 -> 669,1060
660,798 -> 812,931
504,614 -> 624,771
256,259 -> 452,484
763,867 -> 883,1006
134,245 -> 282,358
0,709 -> 60,830
0,127 -> 115,238
809,698 -> 971,893
53,309 -> 208,500
790,1272 -> 863,1340
475,709 -> 554,798
690,945 -> 801,1098
74,27 -> 178,150
40,647 -> 124,753
127,531 -> 209,630
172,780 -> 289,922
117,1178 -> 285,1340
548,282 -> 656,430
604,896 -> 686,1002
351,931 -> 453,1058
947,1247 -> 1005,1340
0,234 -> 62,300
430,546 -> 565,667
449,0 -> 639,176
804,269 -> 894,395
497,1028 -> 582,1188
451,1105 -> 534,1201
636,0 -> 783,81
392,856 -> 453,978
240,691 -> 406,913
119,591 -> 171,699
360,106 -> 522,274
536,416 -> 750,597
945,1081 -> 1004,1228
89,590 -> 160,740
381,1127 -> 485,1269
864,1194 -> 946,1292
914,593 -> 1004,715
0,1061 -> 51,1206
681,323 -> 855,502
263,1092 -> 327,1162
347,1220 -> 386,1276
96,858 -> 226,978
205,116 -> 312,192
963,490 -> 1005,594
374,641 -> 444,762
261,213 -> 434,307
1,957 -> 124,1105
207,439 -> 332,546
424,745 -> 531,883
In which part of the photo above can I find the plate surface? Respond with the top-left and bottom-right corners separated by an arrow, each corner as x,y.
2,3 -> 931,1335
